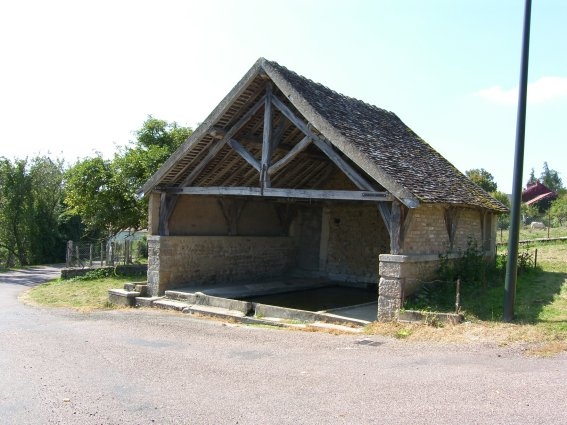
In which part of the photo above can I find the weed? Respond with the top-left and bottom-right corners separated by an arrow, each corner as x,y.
395,328 -> 412,339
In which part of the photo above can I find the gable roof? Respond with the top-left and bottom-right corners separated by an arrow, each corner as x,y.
140,58 -> 507,213
522,181 -> 557,206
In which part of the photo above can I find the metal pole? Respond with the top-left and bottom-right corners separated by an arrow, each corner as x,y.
504,0 -> 532,322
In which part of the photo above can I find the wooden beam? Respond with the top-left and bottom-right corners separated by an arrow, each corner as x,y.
180,137 -> 226,187
156,192 -> 178,237
227,139 -> 261,172
271,115 -> 288,151
160,186 -> 392,202
218,199 -> 246,235
268,136 -> 311,176
390,200 -> 401,254
271,95 -> 311,135
271,95 -> 374,191
180,95 -> 266,187
377,203 -> 392,236
261,82 -> 273,189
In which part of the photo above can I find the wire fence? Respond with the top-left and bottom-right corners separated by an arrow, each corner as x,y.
65,239 -> 148,268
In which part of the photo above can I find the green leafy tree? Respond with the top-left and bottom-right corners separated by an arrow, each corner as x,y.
491,191 -> 511,229
64,117 -> 192,237
540,162 -> 563,192
0,156 -> 69,267
526,168 -> 537,186
520,202 -> 540,225
28,157 -> 68,263
465,168 -> 497,193
550,194 -> 567,226
64,156 -> 136,238
0,158 -> 33,266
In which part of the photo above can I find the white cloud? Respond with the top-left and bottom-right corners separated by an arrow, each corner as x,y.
475,76 -> 567,105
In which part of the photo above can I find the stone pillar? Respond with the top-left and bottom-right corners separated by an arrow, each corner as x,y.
147,236 -> 162,296
378,254 -> 443,321
378,256 -> 404,321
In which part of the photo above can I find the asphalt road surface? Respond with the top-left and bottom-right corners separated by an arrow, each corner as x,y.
1,266 -> 566,425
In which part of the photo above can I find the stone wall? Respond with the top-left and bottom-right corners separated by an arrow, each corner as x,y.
402,204 -> 489,255
402,204 -> 450,254
377,204 -> 498,321
167,196 -> 285,236
147,235 -> 296,295
324,203 -> 389,282
453,208 -> 483,252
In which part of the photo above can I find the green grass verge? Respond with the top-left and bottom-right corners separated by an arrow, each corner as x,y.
497,226 -> 567,244
404,241 -> 567,339
24,276 -> 136,310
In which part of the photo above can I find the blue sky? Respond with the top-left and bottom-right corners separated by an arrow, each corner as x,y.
1,0 -> 565,193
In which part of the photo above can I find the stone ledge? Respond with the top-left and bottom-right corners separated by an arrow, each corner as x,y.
108,289 -> 141,307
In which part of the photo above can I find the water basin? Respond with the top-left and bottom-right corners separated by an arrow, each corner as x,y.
239,284 -> 377,312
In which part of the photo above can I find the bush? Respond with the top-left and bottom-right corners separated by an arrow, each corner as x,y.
405,239 -> 537,313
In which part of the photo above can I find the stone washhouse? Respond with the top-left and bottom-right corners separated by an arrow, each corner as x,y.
138,58 -> 507,321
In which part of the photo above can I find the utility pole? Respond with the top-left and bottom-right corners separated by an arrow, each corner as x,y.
504,0 -> 532,322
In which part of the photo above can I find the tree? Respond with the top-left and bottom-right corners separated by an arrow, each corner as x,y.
64,117 -> 192,237
540,162 -> 563,192
526,168 -> 537,186
465,168 -> 497,193
28,156 -> 68,263
550,195 -> 567,226
491,190 -> 511,230
0,158 -> 33,266
0,156 -> 69,267
64,156 -> 137,238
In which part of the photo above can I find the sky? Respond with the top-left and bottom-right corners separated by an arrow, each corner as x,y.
1,0 -> 565,193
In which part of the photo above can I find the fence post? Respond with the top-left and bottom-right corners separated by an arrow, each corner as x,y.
89,244 -> 93,267
75,246 -> 80,267
100,242 -> 104,267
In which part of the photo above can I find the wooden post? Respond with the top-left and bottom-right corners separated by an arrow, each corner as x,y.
100,242 -> 104,267
75,246 -> 80,267
390,200 -> 401,254
89,244 -> 93,267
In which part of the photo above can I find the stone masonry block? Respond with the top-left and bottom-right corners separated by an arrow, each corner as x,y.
378,295 -> 402,322
378,277 -> 403,298
378,261 -> 402,278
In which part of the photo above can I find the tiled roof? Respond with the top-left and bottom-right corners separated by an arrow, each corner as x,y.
522,181 -> 556,204
141,58 -> 507,213
264,60 -> 507,212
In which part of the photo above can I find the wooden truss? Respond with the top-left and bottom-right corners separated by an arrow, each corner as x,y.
157,81 -> 407,251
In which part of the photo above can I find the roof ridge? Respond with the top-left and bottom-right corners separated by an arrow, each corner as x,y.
263,58 -> 393,116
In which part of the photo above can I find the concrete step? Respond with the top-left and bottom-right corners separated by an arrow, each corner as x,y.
165,291 -> 253,315
108,289 -> 140,307
154,299 -> 248,321
182,304 -> 247,320
135,296 -> 163,307
153,299 -> 190,311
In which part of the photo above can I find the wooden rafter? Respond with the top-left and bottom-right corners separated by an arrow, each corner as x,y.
179,94 -> 266,187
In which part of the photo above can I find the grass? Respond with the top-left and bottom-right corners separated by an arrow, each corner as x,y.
23,276 -> 135,310
496,225 -> 567,244
367,240 -> 567,355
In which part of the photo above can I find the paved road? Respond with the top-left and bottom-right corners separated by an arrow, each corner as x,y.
1,267 -> 566,425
